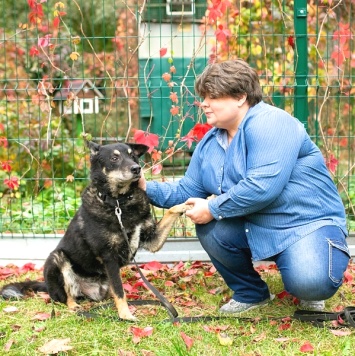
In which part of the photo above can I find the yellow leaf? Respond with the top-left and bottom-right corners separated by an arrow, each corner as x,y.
66,174 -> 74,183
217,332 -> 233,346
71,36 -> 81,45
55,2 -> 65,9
70,52 -> 80,61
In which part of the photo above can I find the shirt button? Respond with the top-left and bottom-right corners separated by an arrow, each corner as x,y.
218,216 -> 223,220
245,229 -> 249,233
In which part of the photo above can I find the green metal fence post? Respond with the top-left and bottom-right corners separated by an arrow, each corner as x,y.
294,1 -> 308,129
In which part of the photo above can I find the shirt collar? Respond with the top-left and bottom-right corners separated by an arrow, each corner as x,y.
212,101 -> 264,149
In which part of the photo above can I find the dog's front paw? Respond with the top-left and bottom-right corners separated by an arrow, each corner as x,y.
168,203 -> 191,214
119,310 -> 137,321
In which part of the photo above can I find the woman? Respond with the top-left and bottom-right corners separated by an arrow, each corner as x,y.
139,59 -> 350,313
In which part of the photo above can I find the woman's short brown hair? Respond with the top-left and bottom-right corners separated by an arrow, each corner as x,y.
195,59 -> 263,107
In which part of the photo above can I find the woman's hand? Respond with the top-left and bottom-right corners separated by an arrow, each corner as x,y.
138,175 -> 147,191
185,198 -> 214,224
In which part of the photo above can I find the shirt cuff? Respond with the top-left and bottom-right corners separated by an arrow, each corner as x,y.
208,198 -> 225,220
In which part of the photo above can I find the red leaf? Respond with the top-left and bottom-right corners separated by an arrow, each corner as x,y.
19,262 -> 37,273
278,323 -> 291,331
192,123 -> 213,140
300,341 -> 314,353
164,281 -> 174,287
169,92 -> 179,103
180,131 -> 196,149
152,163 -> 162,175
38,34 -> 51,48
142,261 -> 164,271
288,35 -> 295,49
0,136 -> 8,147
215,25 -> 231,43
32,312 -> 51,321
29,46 -> 39,57
170,105 -> 179,116
4,176 -> 19,190
343,270 -> 354,284
276,290 -> 291,299
159,47 -> 167,57
207,4 -> 223,23
130,326 -> 154,344
133,130 -> 159,153
180,332 -> 194,350
162,72 -> 172,82
1,161 -> 12,172
28,0 -> 37,9
53,16 -> 60,28
325,153 -> 338,173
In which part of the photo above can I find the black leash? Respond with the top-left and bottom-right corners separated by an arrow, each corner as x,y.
114,201 -> 179,320
293,307 -> 355,329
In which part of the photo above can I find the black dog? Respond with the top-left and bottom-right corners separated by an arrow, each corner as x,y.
0,141 -> 187,320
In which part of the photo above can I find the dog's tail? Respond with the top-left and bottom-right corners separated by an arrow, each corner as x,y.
0,281 -> 47,299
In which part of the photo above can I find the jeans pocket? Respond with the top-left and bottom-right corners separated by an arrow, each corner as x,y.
327,238 -> 350,286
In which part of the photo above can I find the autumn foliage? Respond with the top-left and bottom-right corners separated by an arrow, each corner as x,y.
0,0 -> 354,232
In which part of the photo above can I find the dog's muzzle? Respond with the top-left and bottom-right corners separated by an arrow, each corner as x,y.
131,164 -> 141,178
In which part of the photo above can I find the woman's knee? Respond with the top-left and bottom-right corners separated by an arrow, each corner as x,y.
282,271 -> 340,300
276,226 -> 350,300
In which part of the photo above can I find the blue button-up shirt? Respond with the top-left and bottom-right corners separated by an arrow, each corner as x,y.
146,101 -> 348,261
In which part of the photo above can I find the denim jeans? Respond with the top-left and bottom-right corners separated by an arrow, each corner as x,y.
196,218 -> 350,303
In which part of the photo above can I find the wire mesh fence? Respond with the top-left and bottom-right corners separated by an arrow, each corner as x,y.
0,0 -> 354,238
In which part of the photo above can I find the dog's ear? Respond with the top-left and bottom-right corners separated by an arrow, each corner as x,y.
87,141 -> 101,155
127,143 -> 149,157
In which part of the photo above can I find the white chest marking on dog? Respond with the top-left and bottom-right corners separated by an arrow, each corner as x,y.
129,224 -> 142,257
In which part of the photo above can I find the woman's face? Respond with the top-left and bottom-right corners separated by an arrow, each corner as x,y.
200,95 -> 249,131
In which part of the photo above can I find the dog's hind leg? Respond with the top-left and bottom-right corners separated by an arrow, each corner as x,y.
44,251 -> 80,310
147,203 -> 190,252
104,259 -> 136,321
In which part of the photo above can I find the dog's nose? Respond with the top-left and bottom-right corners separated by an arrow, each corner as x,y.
130,164 -> 141,175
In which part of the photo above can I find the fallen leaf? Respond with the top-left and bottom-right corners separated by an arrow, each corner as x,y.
253,332 -> 267,342
274,337 -> 290,342
330,329 -> 352,337
33,325 -> 46,333
217,332 -> 233,346
300,341 -> 314,353
3,306 -> 19,313
10,324 -> 21,332
38,338 -> 73,354
118,350 -> 136,356
31,312 -> 51,321
130,326 -> 153,344
4,339 -> 15,351
180,331 -> 194,350
279,323 -> 291,331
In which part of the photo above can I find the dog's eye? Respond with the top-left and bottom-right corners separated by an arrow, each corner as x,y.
110,156 -> 119,162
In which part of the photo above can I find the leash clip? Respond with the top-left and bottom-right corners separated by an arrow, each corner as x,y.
115,201 -> 124,228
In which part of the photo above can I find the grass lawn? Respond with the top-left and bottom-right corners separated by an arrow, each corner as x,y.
1,261 -> 354,355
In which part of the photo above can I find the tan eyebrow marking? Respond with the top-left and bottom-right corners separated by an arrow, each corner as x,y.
113,150 -> 121,155
128,148 -> 132,154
